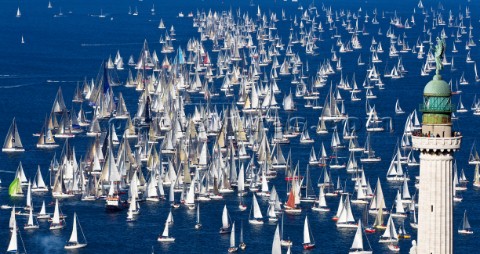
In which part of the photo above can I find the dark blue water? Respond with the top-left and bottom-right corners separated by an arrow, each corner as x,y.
0,0 -> 479,253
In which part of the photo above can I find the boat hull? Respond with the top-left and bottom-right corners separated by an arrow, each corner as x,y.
303,243 -> 315,250
65,243 -> 87,249
157,237 -> 175,242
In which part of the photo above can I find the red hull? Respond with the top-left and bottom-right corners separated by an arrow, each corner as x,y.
303,243 -> 315,250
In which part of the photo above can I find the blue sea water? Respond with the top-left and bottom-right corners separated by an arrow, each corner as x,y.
0,0 -> 479,253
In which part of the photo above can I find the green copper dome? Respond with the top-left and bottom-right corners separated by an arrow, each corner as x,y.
423,74 -> 451,97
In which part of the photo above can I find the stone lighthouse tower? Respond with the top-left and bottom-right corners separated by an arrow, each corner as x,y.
411,38 -> 462,254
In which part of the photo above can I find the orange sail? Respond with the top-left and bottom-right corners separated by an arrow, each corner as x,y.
286,188 -> 296,209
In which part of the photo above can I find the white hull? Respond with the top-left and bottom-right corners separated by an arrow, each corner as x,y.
284,208 -> 302,215
378,238 -> 398,243
249,219 -> 264,225
157,237 -> 175,242
351,199 -> 369,204
37,144 -> 59,149
336,223 -> 358,228
2,148 -> 25,152
54,134 -> 75,138
31,187 -> 49,193
458,229 -> 473,234
53,193 -> 75,198
50,223 -> 65,230
65,243 -> 87,249
24,225 -> 39,230
37,214 -> 50,219
312,206 -> 330,212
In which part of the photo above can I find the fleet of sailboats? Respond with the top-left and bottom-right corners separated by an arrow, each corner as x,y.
3,0 -> 480,252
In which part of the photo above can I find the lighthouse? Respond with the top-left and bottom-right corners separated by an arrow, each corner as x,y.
411,38 -> 462,254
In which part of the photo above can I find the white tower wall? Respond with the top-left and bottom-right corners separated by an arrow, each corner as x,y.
417,151 -> 453,254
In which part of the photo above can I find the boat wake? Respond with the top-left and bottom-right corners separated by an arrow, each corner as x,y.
0,170 -> 16,174
0,83 -> 40,89
0,74 -> 17,78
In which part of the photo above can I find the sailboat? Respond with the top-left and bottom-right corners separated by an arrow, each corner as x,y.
457,95 -> 468,113
391,191 -> 407,218
24,208 -> 39,230
303,215 -> 315,250
7,217 -> 27,254
284,182 -> 302,215
3,118 -> 25,152
49,199 -> 65,230
228,222 -> 238,253
379,215 -> 398,243
312,185 -> 330,212
395,99 -> 405,114
48,1 -> 53,8
37,200 -> 50,219
299,122 -> 314,144
16,7 -> 21,18
32,166 -> 49,192
220,205 -> 232,234
349,220 -> 373,254
8,177 -> 23,197
157,220 -> 175,242
249,194 -> 264,224
65,213 -> 87,249
458,210 -> 473,234
336,195 -> 357,228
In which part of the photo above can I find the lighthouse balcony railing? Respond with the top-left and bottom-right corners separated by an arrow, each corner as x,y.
419,104 -> 455,113
411,133 -> 462,151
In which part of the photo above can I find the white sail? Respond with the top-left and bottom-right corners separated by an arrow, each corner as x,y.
52,199 -> 61,224
303,216 -> 311,244
318,186 -> 327,207
7,217 -> 18,252
39,201 -> 47,215
185,184 -> 195,205
69,213 -> 79,243
27,209 -> 34,226
272,225 -> 282,254
35,166 -> 47,189
9,206 -> 16,229
230,222 -> 236,247
222,205 -> 230,228
252,194 -> 263,219
351,220 -> 364,250
162,221 -> 169,237
237,164 -> 245,193
3,117 -> 24,152
382,216 -> 398,240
